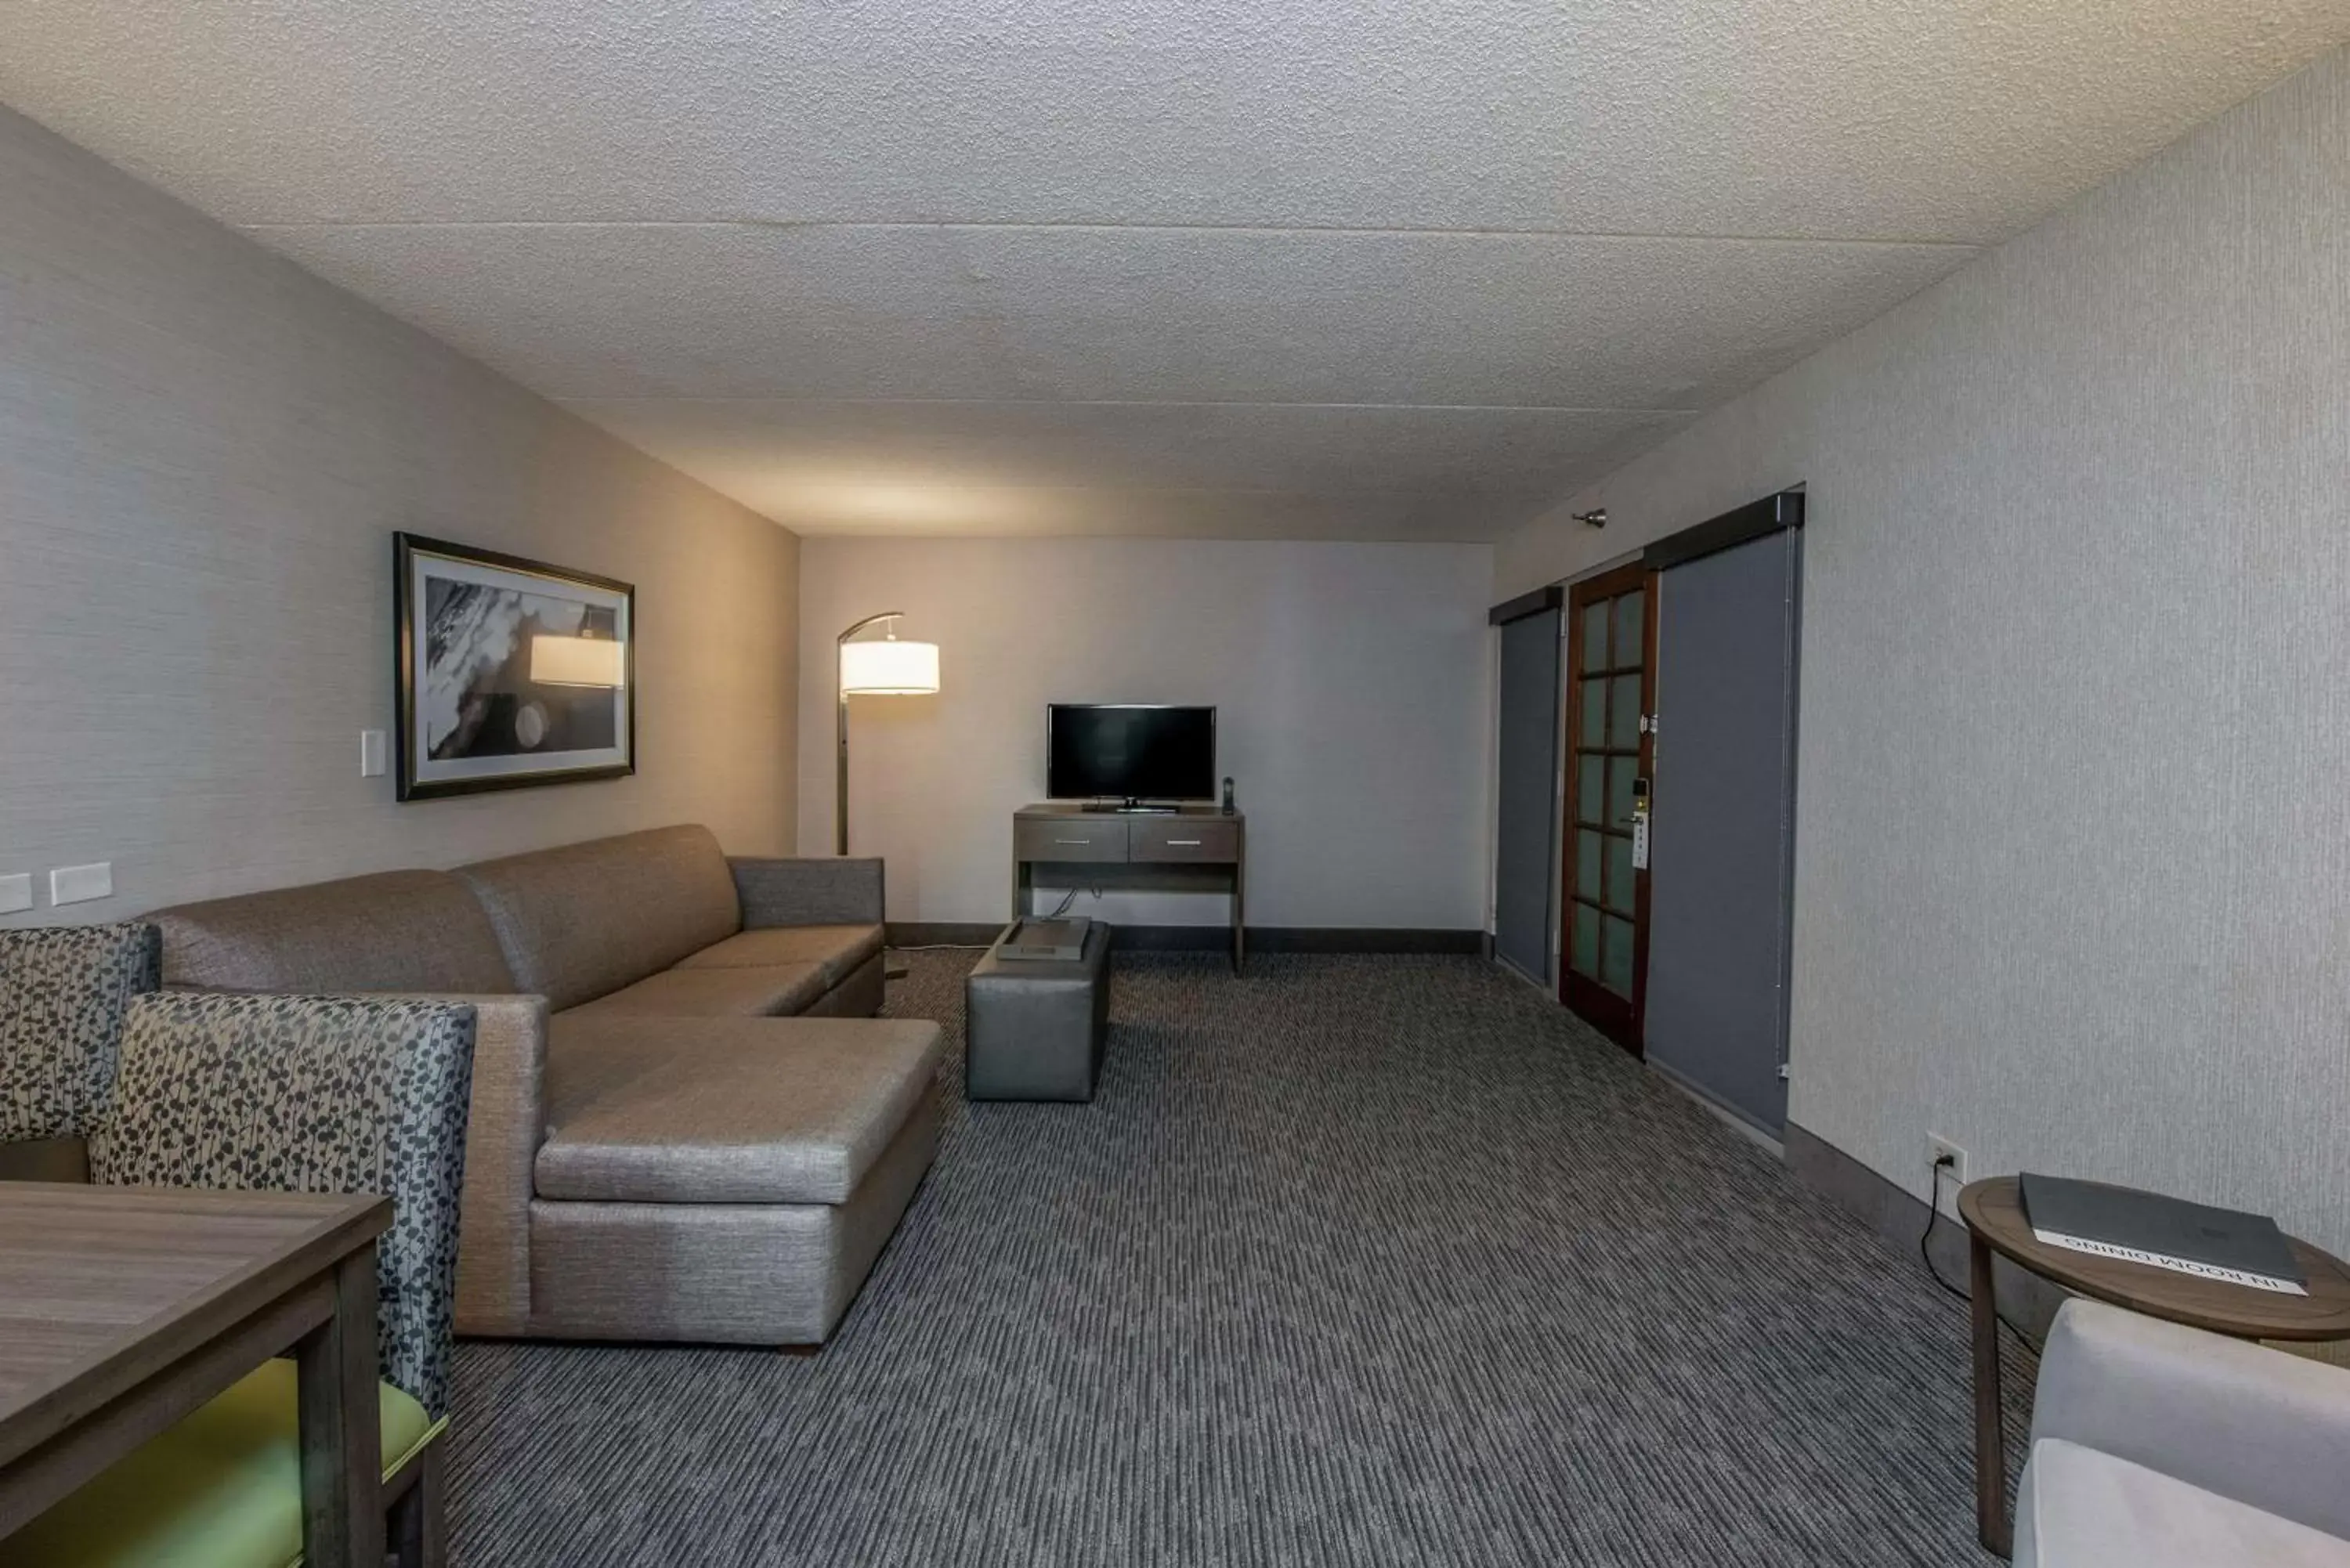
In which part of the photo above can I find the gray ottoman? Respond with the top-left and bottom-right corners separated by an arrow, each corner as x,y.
965,921 -> 1112,1101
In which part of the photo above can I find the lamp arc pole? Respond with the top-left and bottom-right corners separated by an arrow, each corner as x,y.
836,610 -> 904,856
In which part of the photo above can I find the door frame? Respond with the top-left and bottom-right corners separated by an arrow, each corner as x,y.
1559,560 -> 1658,1053
1487,586 -> 1567,988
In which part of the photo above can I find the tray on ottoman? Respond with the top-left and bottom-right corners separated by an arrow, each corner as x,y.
966,920 -> 1111,1102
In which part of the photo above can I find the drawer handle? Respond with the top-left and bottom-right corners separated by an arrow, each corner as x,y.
1053,838 -> 1092,846
1166,839 -> 1202,846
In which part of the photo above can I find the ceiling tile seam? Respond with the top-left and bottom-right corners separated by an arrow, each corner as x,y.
239,219 -> 1987,251
556,397 -> 1707,414
789,530 -> 1522,542
765,484 -> 1570,498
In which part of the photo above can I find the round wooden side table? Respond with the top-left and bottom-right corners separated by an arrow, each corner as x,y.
1958,1176 -> 2350,1557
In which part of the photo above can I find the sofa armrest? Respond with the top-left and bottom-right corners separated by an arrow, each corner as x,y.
380,992 -> 548,1339
2030,1299 -> 2350,1541
731,856 -> 885,928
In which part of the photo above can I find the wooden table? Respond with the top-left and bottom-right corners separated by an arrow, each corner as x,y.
1958,1176 -> 2350,1557
0,1183 -> 393,1566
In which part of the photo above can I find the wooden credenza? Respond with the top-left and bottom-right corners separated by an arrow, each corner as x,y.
1012,804 -> 1246,972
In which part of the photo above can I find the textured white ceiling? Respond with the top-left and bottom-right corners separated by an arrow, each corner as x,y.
2,2 -> 2343,540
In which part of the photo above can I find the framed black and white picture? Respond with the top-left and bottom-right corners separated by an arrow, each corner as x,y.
393,533 -> 635,801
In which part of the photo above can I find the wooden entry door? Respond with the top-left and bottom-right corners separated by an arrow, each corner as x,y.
1560,562 -> 1657,1052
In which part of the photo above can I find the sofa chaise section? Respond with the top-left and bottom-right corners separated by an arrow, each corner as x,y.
145,825 -> 933,1346
531,1014 -> 944,1342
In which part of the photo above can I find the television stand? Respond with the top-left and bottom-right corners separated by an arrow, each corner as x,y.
1079,799 -> 1178,815
1013,803 -> 1246,973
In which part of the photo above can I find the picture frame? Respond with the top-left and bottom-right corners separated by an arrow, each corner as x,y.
393,533 -> 636,801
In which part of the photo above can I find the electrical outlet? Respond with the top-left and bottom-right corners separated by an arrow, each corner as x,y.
49,862 -> 113,907
0,873 -> 31,916
1925,1135 -> 1969,1218
1928,1133 -> 1969,1194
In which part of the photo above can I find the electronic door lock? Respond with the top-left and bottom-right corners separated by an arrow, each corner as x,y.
1632,776 -> 1651,869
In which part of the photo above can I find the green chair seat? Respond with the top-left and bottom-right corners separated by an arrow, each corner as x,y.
0,1359 -> 439,1568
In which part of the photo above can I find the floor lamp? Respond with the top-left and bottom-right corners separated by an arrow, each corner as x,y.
836,612 -> 941,856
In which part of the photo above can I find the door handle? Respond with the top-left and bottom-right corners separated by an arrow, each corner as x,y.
1053,838 -> 1092,846
1167,839 -> 1202,847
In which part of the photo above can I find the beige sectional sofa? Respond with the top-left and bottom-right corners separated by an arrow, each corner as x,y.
147,824 -> 944,1347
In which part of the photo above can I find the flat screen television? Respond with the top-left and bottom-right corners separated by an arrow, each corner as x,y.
1047,704 -> 1217,803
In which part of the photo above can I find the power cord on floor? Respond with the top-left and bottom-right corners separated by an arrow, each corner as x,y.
889,889 -> 1102,959
1919,1153 -> 2039,1349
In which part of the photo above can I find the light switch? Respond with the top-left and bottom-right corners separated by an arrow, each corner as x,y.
0,873 -> 31,915
50,862 -> 113,906
360,729 -> 388,778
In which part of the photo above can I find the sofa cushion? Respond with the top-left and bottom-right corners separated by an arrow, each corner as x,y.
677,924 -> 884,987
537,1015 -> 946,1205
2017,1440 -> 2350,1568
150,870 -> 515,995
562,963 -> 827,1020
455,826 -> 742,1012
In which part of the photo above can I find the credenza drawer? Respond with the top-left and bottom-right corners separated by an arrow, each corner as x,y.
1014,818 -> 1130,863
1130,818 -> 1239,863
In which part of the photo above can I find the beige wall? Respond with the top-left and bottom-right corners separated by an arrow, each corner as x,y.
798,536 -> 1492,930
0,103 -> 800,923
1498,51 -> 2350,1249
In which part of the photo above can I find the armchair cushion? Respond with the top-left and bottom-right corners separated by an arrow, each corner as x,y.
87,992 -> 477,1416
2028,1299 -> 2350,1545
0,1360 -> 434,1568
0,922 -> 159,1141
677,924 -> 884,988
730,856 -> 884,929
2017,1439 -> 2350,1568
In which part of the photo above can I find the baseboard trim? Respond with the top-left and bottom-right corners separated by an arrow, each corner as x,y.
1648,1058 -> 1782,1155
1785,1122 -> 2063,1346
885,922 -> 1484,956
1236,927 -> 1484,955
886,922 -> 1003,948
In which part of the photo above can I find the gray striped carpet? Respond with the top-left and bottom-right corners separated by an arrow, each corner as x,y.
449,953 -> 2028,1566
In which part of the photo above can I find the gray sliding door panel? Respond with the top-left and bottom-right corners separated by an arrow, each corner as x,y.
1644,530 -> 1799,1133
1493,608 -> 1563,983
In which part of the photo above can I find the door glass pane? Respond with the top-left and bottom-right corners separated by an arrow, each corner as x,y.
1575,830 -> 1603,903
1608,674 -> 1643,750
1579,679 -> 1607,749
1608,756 -> 1637,828
1581,602 -> 1608,670
1605,833 -> 1635,913
1578,756 -> 1605,825
1613,590 -> 1645,669
1570,901 -> 1600,977
1601,914 -> 1635,995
